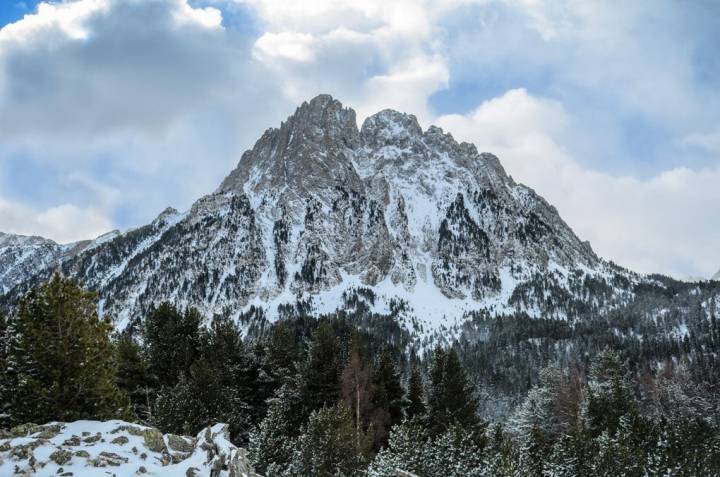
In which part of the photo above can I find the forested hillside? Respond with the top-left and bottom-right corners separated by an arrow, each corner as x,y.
1,275 -> 719,476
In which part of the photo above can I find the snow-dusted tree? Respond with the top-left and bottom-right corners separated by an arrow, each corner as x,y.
6,274 -> 131,423
248,384 -> 300,476
288,403 -> 372,477
367,420 -> 430,477
583,349 -> 634,437
424,425 -> 487,477
0,311 -> 10,426
371,348 -> 404,442
516,423 -> 548,477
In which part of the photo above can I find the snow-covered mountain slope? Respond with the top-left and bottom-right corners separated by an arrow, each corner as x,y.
0,232 -> 102,295
0,420 -> 259,477
0,95 -> 641,329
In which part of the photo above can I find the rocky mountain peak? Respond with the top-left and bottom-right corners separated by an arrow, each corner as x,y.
218,94 -> 363,205
1,95 -> 631,330
360,109 -> 423,150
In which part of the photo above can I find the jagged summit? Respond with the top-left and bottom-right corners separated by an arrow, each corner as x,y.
2,95 -> 634,331
219,95 -> 362,209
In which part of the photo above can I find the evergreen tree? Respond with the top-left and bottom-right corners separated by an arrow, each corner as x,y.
115,332 -> 152,419
367,420 -> 430,477
143,302 -> 201,388
201,313 -> 274,433
584,349 -> 634,437
289,404 -> 372,477
405,364 -> 426,420
0,311 -> 10,426
300,321 -> 341,416
371,348 -> 404,436
153,313 -> 274,444
427,347 -> 480,435
6,274 -> 131,423
152,358 -> 223,436
264,320 -> 299,385
248,384 -> 302,476
517,423 -> 548,477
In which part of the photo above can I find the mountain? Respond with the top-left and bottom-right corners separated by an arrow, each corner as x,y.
0,95 -> 640,330
713,269 -> 720,281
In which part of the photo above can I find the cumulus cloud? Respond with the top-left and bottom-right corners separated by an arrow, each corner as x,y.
0,0 -> 719,278
243,0 -> 447,121
0,0 -> 292,240
0,198 -> 112,243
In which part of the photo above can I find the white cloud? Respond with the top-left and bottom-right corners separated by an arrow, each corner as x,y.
0,198 -> 113,244
436,89 -> 720,278
684,128 -> 720,156
254,31 -> 317,62
0,0 -> 292,240
0,0 -> 718,279
244,0 -> 446,122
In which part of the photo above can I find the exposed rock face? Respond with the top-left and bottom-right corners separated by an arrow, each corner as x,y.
0,94 -> 639,328
0,420 -> 260,477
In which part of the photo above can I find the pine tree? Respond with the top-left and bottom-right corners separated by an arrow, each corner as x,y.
424,425 -> 486,477
427,347 -> 480,435
371,348 -> 404,435
6,274 -> 131,423
584,349 -> 634,437
152,358 -> 230,437
264,320 -> 299,385
143,302 -> 201,388
405,364 -> 426,420
248,384 -> 302,476
115,332 -> 152,419
367,420 -> 430,477
517,423 -> 548,477
0,311 -> 10,426
289,403 -> 372,477
300,321 -> 341,416
427,346 -> 448,433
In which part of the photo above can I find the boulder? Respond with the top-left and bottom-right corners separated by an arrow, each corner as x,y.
142,429 -> 166,453
111,435 -> 129,445
49,449 -> 72,466
167,434 -> 195,453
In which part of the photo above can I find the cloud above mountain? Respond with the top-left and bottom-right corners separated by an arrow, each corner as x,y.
0,0 -> 719,278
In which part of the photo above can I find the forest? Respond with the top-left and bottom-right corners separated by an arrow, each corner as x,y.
1,274 -> 719,476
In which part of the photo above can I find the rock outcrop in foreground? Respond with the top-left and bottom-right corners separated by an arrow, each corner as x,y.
0,420 -> 260,477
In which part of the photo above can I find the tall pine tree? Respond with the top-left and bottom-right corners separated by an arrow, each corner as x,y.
6,274 -> 130,423
405,363 -> 426,420
300,321 -> 341,416
427,347 -> 480,435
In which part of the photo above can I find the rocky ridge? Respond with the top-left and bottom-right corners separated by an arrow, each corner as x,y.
0,95 -> 640,331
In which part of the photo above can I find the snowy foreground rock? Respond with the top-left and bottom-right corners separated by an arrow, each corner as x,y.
0,420 -> 260,477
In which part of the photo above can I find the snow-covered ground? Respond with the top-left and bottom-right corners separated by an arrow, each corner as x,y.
0,420 -> 259,477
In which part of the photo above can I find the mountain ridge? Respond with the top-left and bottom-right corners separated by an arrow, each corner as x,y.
0,94 -> 640,331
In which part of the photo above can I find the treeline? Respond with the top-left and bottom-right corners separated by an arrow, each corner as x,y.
1,275 -> 720,476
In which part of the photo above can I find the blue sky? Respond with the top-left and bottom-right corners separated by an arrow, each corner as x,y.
1,0 -> 719,279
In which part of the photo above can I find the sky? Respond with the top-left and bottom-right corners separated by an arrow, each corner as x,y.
0,0 -> 719,279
